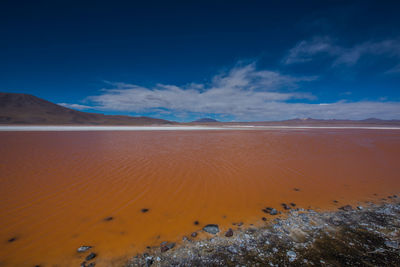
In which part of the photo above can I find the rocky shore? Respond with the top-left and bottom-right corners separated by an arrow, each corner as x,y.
126,198 -> 400,266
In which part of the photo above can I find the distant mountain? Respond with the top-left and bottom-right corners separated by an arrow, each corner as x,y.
0,92 -> 173,125
192,118 -> 219,123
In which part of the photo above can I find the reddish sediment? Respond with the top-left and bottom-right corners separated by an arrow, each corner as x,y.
0,129 -> 400,266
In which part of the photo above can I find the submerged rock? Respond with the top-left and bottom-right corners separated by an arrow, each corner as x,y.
160,242 -> 175,252
203,224 -> 220,234
85,253 -> 97,261
191,232 -> 197,238
77,246 -> 92,252
141,208 -> 149,213
225,228 -> 233,237
193,221 -> 199,225
7,237 -> 16,243
103,216 -> 114,221
262,207 -> 278,215
281,203 -> 291,210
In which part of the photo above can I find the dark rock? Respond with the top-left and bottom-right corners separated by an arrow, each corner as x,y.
80,261 -> 87,267
339,205 -> 353,211
141,208 -> 149,213
77,246 -> 92,252
85,253 -> 97,261
281,203 -> 291,210
203,224 -> 219,234
290,203 -> 296,207
7,237 -> 16,243
161,242 -> 175,252
88,263 -> 96,267
263,207 -> 278,215
262,217 -> 267,221
194,220 -> 199,225
237,222 -> 243,226
104,216 -> 113,221
191,232 -> 198,238
294,188 -> 300,191
225,228 -> 233,237
333,200 -> 339,203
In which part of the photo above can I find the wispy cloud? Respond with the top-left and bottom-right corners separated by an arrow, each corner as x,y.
283,36 -> 400,68
58,103 -> 93,110
62,62 -> 400,121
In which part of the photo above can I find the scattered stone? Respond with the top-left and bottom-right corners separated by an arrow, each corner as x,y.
262,207 -> 278,215
7,237 -> 16,243
160,242 -> 175,252
339,205 -> 353,211
145,256 -> 154,266
237,222 -> 243,226
88,263 -> 95,267
281,203 -> 291,210
227,246 -> 238,254
104,216 -> 113,221
357,206 -> 363,210
333,200 -> 339,203
290,203 -> 296,207
294,188 -> 300,191
141,208 -> 149,213
193,220 -> 199,225
85,253 -> 97,261
77,246 -> 92,252
203,224 -> 220,234
225,228 -> 233,237
191,232 -> 197,238
287,250 -> 297,262
80,261 -> 87,267
262,217 -> 267,221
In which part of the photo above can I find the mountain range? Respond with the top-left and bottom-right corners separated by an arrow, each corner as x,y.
1,92 -> 399,126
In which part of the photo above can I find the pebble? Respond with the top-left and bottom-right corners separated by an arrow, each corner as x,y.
141,208 -> 149,213
203,224 -> 220,234
103,216 -> 113,221
77,246 -> 92,252
191,232 -> 198,238
281,203 -> 291,210
227,246 -> 238,254
85,253 -> 97,261
262,217 -> 267,221
339,205 -> 353,211
7,237 -> 16,243
194,221 -> 199,225
287,250 -> 297,262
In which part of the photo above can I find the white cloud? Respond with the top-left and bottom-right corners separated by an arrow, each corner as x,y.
65,62 -> 400,121
283,36 -> 400,68
58,103 -> 92,110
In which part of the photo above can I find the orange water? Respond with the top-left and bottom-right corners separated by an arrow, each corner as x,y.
1,129 -> 400,266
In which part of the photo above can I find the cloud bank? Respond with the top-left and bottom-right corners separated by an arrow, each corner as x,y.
62,62 -> 400,121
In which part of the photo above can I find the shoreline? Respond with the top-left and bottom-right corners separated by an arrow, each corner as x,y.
1,125 -> 400,131
125,198 -> 400,266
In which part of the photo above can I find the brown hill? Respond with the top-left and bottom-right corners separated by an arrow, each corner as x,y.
0,92 -> 173,125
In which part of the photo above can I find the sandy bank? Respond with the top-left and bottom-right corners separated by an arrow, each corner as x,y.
126,199 -> 400,266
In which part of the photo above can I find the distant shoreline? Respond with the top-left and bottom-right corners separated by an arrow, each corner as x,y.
1,125 -> 400,131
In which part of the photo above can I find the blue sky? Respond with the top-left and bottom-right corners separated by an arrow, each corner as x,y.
1,0 -> 400,121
